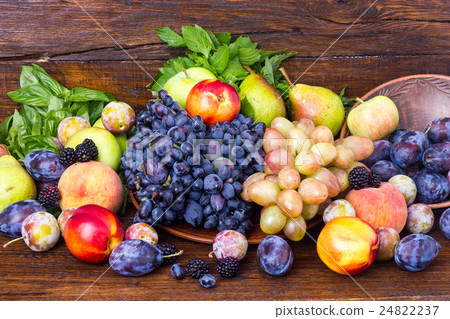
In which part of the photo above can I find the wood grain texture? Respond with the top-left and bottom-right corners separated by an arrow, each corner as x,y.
0,210 -> 449,301
0,0 -> 449,61
1,55 -> 450,120
0,0 -> 449,301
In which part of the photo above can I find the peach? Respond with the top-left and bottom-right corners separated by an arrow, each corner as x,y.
186,79 -> 240,126
317,216 -> 379,275
376,227 -> 400,261
345,182 -> 407,233
64,204 -> 124,264
58,161 -> 124,214
57,116 -> 91,146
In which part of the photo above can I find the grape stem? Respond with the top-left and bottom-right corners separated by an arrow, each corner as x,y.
3,236 -> 24,248
208,248 -> 218,258
163,250 -> 184,259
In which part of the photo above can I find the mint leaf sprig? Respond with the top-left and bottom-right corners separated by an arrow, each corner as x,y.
0,64 -> 116,159
151,25 -> 296,99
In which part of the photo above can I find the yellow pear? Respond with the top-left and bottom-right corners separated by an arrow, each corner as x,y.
239,69 -> 286,127
0,155 -> 37,212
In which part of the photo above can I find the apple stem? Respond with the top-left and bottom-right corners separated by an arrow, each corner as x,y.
208,248 -> 218,258
163,250 -> 184,259
356,97 -> 365,104
278,67 -> 293,87
242,65 -> 255,74
3,236 -> 24,248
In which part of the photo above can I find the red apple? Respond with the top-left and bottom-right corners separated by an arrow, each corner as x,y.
345,182 -> 407,233
64,204 -> 124,264
186,79 -> 240,126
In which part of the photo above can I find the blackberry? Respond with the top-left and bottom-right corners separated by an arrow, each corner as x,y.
75,144 -> 91,162
348,166 -> 370,190
369,171 -> 381,188
60,147 -> 76,167
216,257 -> 239,278
156,243 -> 178,264
82,138 -> 98,160
38,185 -> 61,207
186,258 -> 210,279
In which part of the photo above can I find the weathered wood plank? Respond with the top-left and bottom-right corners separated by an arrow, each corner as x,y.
0,0 -> 448,60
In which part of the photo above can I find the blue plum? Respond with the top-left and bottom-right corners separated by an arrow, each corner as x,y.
171,263 -> 185,280
0,200 -> 45,238
109,239 -> 163,276
361,140 -> 392,168
422,142 -> 450,173
257,235 -> 293,276
24,151 -> 66,182
439,208 -> 450,239
394,234 -> 440,271
413,170 -> 449,204
371,160 -> 403,182
199,274 -> 216,288
390,131 -> 429,168
389,129 -> 413,144
424,117 -> 450,143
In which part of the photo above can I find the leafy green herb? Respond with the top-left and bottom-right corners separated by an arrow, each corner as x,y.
1,64 -> 116,159
339,87 -> 357,116
151,25 -> 296,103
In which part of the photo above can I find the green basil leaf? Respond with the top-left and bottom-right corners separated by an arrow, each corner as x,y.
104,92 -> 116,102
156,27 -> 186,47
23,134 -> 60,155
75,103 -> 90,122
227,42 -> 239,59
68,87 -> 111,102
206,30 -> 220,50
32,64 -> 66,96
88,100 -> 104,125
11,110 -> 27,137
266,52 -> 296,70
20,66 -> 40,88
70,101 -> 89,115
210,45 -> 229,74
31,113 -> 43,136
222,57 -> 249,83
7,130 -> 26,160
0,114 -> 13,144
46,206 -> 62,218
181,25 -> 213,57
261,57 -> 274,85
7,84 -> 52,107
234,36 -> 257,49
238,48 -> 261,65
21,105 -> 40,134
216,32 -> 231,45
48,96 -> 65,111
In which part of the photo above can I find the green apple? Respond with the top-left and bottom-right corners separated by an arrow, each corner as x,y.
347,96 -> 399,141
0,155 -> 36,212
93,119 -> 128,153
163,67 -> 216,108
65,127 -> 122,171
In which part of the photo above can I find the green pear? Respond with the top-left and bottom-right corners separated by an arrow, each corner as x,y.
239,72 -> 286,127
66,127 -> 122,171
93,119 -> 128,153
163,67 -> 216,108
347,96 -> 399,141
289,84 -> 344,136
0,155 -> 37,212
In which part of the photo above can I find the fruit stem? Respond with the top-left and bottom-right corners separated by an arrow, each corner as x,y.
3,236 -> 24,248
163,250 -> 184,259
278,67 -> 293,86
208,248 -> 218,258
356,97 -> 365,104
242,65 -> 255,74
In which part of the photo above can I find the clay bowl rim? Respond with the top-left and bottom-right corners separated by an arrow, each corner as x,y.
339,73 -> 450,209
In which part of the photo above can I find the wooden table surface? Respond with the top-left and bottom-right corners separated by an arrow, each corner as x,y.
0,0 -> 449,301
